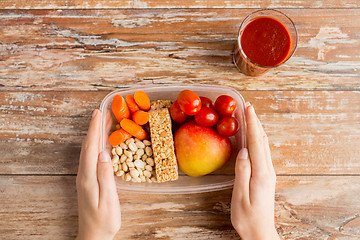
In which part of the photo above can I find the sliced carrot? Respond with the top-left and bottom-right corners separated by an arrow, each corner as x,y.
125,95 -> 140,113
134,91 -> 150,111
120,119 -> 149,140
111,95 -> 131,123
132,110 -> 149,125
109,128 -> 132,146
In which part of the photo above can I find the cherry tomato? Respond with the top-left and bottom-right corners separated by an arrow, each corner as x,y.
194,107 -> 219,127
214,95 -> 237,117
170,100 -> 188,124
200,96 -> 214,108
177,90 -> 201,116
216,117 -> 239,137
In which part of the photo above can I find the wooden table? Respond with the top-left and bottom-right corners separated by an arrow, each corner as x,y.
1,1 -> 359,239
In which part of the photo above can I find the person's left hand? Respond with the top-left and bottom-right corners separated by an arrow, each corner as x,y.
76,109 -> 121,240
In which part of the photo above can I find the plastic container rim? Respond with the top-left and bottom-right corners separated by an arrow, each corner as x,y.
99,84 -> 246,194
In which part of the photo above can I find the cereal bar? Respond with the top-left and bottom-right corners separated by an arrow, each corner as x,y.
150,100 -> 172,110
149,100 -> 178,183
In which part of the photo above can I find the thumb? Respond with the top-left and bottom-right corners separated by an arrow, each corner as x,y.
232,148 -> 251,204
97,151 -> 118,207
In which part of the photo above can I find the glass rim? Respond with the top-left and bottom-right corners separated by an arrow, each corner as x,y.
237,9 -> 298,69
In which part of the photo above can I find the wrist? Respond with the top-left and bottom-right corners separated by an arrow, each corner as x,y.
76,231 -> 115,240
238,227 -> 280,240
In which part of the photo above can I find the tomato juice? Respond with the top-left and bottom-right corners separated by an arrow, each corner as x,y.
233,10 -> 297,76
241,17 -> 291,67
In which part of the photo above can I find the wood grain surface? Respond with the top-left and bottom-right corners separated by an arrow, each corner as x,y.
0,0 -> 359,9
0,9 -> 359,91
0,90 -> 359,175
1,1 -> 359,239
1,176 -> 359,239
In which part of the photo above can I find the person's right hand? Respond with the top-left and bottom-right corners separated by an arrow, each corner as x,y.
231,103 -> 280,240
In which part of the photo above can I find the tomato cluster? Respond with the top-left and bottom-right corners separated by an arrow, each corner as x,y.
170,90 -> 239,137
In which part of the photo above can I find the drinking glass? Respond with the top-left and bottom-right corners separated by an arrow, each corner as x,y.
233,9 -> 298,76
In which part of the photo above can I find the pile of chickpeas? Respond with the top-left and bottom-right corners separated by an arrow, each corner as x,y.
111,137 -> 157,183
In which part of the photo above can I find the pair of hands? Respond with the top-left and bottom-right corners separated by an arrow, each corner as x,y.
76,104 -> 279,240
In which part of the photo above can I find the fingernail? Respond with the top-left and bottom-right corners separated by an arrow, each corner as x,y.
245,102 -> 251,108
99,151 -> 110,163
92,109 -> 98,118
237,148 -> 248,160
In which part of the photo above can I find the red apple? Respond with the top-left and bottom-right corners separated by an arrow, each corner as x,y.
174,121 -> 232,177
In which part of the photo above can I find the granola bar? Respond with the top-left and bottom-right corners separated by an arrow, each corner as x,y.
148,100 -> 178,183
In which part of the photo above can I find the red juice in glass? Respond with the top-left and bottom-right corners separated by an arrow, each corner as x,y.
233,10 -> 297,76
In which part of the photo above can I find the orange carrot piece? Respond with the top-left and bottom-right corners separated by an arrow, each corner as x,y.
132,110 -> 149,125
125,95 -> 140,113
109,128 -> 132,146
120,119 -> 149,140
134,91 -> 150,111
112,95 -> 131,123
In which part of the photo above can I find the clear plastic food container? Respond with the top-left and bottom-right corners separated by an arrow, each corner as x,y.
100,84 -> 246,194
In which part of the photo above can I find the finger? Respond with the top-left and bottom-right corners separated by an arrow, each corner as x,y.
256,117 -> 273,172
79,109 -> 101,178
78,138 -> 87,174
232,148 -> 251,205
262,132 -> 275,174
246,105 -> 267,175
97,151 -> 119,209
77,141 -> 99,209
